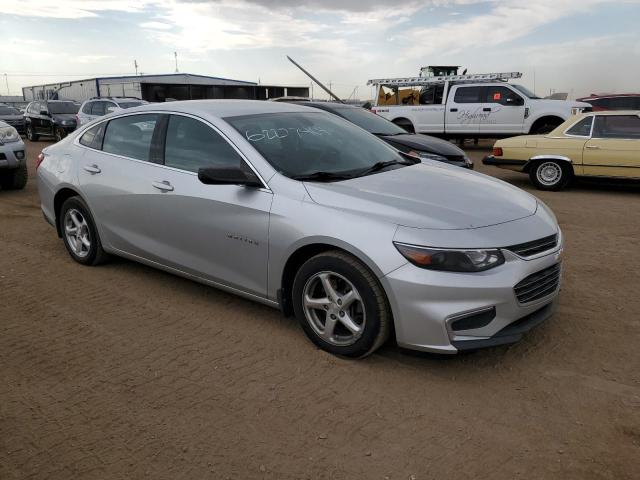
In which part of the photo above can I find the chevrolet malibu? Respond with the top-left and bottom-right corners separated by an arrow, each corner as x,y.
37,101 -> 563,358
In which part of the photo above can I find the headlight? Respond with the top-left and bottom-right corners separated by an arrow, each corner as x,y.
394,242 -> 505,272
408,151 -> 448,162
0,126 -> 20,144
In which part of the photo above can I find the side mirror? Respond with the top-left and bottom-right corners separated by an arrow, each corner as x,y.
198,166 -> 263,188
40,110 -> 49,116
506,97 -> 524,106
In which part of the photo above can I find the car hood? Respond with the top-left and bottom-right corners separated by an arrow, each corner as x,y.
303,163 -> 538,230
52,114 -> 77,122
380,133 -> 465,157
0,114 -> 25,122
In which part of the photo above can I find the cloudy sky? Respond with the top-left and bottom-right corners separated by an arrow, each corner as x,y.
1,0 -> 639,100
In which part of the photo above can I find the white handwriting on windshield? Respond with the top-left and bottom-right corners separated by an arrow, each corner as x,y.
245,126 -> 330,142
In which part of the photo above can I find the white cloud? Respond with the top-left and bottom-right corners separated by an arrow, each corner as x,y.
140,21 -> 173,30
0,0 -> 151,18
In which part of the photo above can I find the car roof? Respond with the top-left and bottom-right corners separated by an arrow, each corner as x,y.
127,99 -> 322,118
578,93 -> 640,100
585,110 -> 640,116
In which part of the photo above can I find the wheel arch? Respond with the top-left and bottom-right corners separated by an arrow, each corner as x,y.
390,117 -> 415,133
528,115 -> 565,134
53,187 -> 85,237
523,154 -> 573,173
277,238 -> 389,317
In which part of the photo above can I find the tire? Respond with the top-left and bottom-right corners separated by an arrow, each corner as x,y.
54,127 -> 64,143
0,164 -> 28,190
59,196 -> 108,266
26,124 -> 39,141
292,250 -> 391,358
531,120 -> 562,135
529,160 -> 572,191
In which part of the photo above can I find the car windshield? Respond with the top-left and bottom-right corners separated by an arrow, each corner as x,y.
48,102 -> 79,114
117,101 -> 145,109
0,106 -> 21,115
225,112 -> 407,179
512,84 -> 541,99
332,106 -> 406,136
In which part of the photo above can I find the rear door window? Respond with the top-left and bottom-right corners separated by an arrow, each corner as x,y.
79,123 -> 106,149
453,86 -> 484,103
91,102 -> 107,116
81,102 -> 93,114
102,114 -> 160,161
164,115 -> 243,173
593,115 -> 640,139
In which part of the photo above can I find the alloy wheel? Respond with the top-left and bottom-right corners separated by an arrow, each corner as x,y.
64,208 -> 91,258
302,271 -> 366,346
536,161 -> 562,186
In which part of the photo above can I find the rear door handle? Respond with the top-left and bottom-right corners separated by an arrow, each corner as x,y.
586,145 -> 600,150
152,180 -> 174,192
83,164 -> 101,174
450,108 -> 458,112
483,107 -> 492,112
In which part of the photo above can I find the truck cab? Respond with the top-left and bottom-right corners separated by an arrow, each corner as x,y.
369,71 -> 591,138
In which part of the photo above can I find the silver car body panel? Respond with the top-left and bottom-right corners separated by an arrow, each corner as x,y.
37,100 -> 562,353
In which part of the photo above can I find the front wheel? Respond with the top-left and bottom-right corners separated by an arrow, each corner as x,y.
529,160 -> 572,191
59,196 -> 108,265
26,124 -> 38,141
0,164 -> 28,190
292,251 -> 391,358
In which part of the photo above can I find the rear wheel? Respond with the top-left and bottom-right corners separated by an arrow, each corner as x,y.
0,164 -> 28,190
292,251 -> 390,358
529,160 -> 572,191
59,196 -> 108,265
26,124 -> 38,141
392,118 -> 415,134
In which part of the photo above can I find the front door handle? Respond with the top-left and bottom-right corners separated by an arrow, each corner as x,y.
83,164 -> 101,174
152,180 -> 174,192
450,108 -> 458,112
586,145 -> 600,150
483,107 -> 492,112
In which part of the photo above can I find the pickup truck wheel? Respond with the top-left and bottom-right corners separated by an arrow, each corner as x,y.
26,124 -> 38,141
529,160 -> 572,191
392,119 -> 415,134
0,164 -> 28,190
59,196 -> 108,266
531,119 -> 563,134
292,250 -> 391,358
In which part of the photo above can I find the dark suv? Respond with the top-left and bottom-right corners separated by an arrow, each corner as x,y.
25,100 -> 79,142
576,94 -> 640,111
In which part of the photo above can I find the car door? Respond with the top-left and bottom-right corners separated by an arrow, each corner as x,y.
33,102 -> 46,134
583,114 -> 640,177
445,85 -> 485,135
142,113 -> 272,297
77,113 -> 164,256
478,85 -> 526,135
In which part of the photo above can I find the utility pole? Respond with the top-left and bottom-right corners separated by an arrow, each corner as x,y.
4,73 -> 9,95
174,52 -> 179,73
134,60 -> 139,76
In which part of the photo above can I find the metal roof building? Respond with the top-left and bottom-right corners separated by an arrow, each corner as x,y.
22,73 -> 309,103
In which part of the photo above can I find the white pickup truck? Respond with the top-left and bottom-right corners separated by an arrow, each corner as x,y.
368,72 -> 591,138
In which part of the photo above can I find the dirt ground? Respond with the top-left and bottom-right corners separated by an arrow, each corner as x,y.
1,139 -> 639,480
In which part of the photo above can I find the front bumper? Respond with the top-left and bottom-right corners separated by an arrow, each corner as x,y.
0,141 -> 26,169
381,246 -> 563,354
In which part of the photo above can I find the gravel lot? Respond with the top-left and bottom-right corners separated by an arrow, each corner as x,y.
1,139 -> 639,480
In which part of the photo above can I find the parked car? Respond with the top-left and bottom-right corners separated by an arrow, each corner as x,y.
24,100 -> 79,142
37,100 -> 562,358
369,72 -> 591,137
292,102 -> 472,168
0,120 -> 27,190
483,111 -> 640,190
0,104 -> 26,134
77,97 -> 148,126
577,94 -> 640,111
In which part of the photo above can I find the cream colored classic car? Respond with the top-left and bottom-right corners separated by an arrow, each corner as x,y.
483,111 -> 640,190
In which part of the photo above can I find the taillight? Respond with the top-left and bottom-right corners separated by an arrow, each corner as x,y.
36,152 -> 45,170
492,147 -> 503,157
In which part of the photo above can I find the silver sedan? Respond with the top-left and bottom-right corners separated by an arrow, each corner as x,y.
37,100 -> 563,358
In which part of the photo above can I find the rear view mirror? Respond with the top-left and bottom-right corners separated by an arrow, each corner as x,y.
198,166 -> 263,188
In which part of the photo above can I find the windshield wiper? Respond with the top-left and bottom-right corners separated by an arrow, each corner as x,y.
291,171 -> 355,182
357,158 -> 418,177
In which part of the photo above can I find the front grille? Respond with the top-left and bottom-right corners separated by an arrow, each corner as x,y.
514,263 -> 561,304
505,234 -> 558,258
